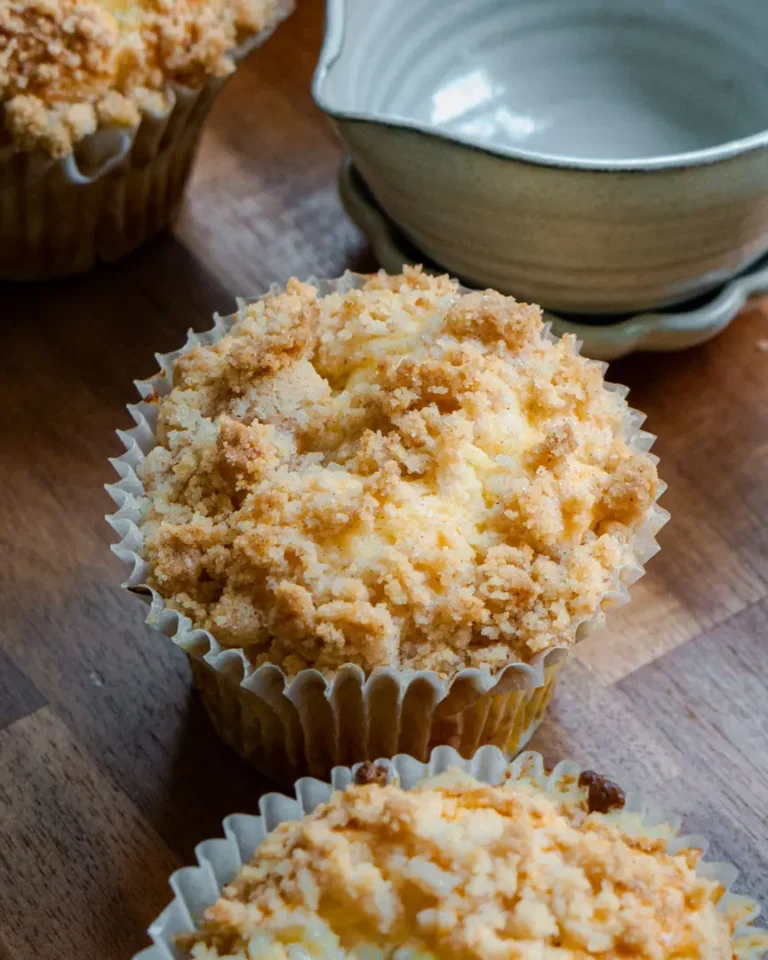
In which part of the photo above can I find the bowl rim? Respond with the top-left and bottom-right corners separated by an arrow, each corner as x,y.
312,0 -> 768,172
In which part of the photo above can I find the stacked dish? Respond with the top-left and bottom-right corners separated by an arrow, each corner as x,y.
313,0 -> 768,329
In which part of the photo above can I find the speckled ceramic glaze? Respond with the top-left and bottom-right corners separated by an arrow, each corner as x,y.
339,160 -> 768,360
313,0 -> 768,314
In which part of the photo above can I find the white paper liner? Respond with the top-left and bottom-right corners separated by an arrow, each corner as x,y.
0,0 -> 294,280
106,272 -> 669,785
131,744 -> 767,960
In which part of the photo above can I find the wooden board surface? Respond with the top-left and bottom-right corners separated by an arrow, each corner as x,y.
2,2 -> 768,956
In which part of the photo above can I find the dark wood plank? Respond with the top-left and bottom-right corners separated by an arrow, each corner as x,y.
0,709 -> 181,960
0,237 -> 276,861
0,649 -> 45,729
176,0 -> 377,293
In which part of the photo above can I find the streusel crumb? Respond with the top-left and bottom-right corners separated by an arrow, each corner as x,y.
0,0 -> 279,155
180,772 -> 735,959
138,268 -> 659,677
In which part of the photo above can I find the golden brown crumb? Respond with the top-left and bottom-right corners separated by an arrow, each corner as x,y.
180,771 -> 738,959
138,268 -> 660,678
0,0 -> 279,154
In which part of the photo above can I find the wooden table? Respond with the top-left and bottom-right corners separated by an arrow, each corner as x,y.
2,2 -> 768,956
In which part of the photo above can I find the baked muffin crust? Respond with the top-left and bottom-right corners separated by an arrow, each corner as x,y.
138,268 -> 660,678
181,771 -> 737,959
0,0 -> 278,155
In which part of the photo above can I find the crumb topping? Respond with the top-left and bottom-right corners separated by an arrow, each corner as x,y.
180,772 -> 735,959
138,268 -> 660,678
0,0 -> 279,155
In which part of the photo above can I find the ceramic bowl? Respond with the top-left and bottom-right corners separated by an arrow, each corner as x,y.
313,0 -> 768,314
339,159 -> 768,360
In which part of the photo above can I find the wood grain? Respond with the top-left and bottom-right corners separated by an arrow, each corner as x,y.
0,709 -> 180,958
1,1 -> 767,956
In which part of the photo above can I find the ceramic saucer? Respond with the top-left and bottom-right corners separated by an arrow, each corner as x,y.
339,159 -> 768,361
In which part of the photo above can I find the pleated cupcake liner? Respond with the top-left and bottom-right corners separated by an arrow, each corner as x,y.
131,743 -> 768,960
0,0 -> 293,281
106,272 -> 669,786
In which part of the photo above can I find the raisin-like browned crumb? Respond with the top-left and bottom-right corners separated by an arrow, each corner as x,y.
578,769 -> 626,814
353,761 -> 388,786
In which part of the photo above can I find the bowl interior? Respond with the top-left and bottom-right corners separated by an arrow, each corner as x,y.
317,0 -> 768,164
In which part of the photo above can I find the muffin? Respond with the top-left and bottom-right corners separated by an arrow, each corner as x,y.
108,268 -> 668,782
142,747 -> 767,960
0,0 -> 292,279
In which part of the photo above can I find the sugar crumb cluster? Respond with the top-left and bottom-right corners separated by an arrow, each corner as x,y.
180,772 -> 735,959
0,0 -> 278,155
138,268 -> 659,677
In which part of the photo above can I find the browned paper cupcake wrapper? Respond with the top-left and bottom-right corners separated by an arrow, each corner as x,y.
0,0 -> 293,281
132,745 -> 768,960
186,652 -> 566,785
106,273 -> 669,786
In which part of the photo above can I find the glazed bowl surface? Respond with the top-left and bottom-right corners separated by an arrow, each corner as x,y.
314,0 -> 768,313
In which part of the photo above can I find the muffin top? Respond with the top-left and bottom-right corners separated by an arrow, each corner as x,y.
0,0 -> 279,155
138,268 -> 659,678
181,768 -> 739,959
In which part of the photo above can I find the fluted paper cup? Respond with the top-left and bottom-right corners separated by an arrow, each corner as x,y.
0,0 -> 293,281
131,744 -> 768,960
106,273 -> 669,786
